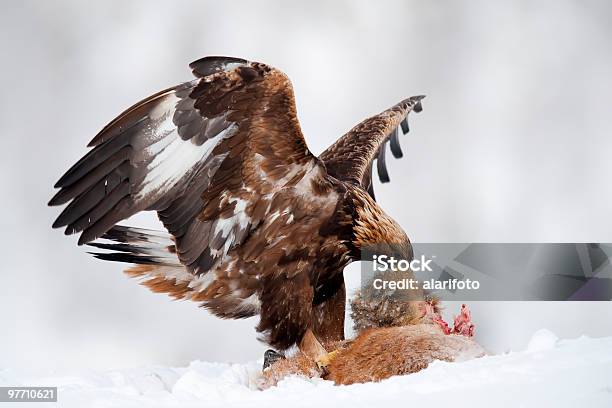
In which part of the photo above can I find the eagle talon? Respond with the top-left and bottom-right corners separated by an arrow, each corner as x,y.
262,349 -> 285,371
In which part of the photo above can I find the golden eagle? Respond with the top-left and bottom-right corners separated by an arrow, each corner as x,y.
49,56 -> 424,367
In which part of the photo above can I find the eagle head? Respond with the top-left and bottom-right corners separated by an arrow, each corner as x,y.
350,188 -> 413,262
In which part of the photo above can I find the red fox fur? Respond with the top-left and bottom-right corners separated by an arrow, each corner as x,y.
259,296 -> 485,388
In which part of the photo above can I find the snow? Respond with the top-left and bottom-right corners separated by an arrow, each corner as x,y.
1,332 -> 611,408
527,328 -> 559,352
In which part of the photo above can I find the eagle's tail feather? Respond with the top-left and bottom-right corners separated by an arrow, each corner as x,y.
86,225 -> 195,300
86,225 -> 260,314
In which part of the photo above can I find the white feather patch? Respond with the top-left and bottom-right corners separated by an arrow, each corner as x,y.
237,293 -> 261,313
137,106 -> 236,200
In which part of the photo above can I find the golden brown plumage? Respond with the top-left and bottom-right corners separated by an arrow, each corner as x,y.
48,56 -> 424,363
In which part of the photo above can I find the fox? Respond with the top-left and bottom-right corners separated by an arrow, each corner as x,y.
259,294 -> 485,388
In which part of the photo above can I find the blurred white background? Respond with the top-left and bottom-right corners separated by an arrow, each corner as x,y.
1,0 -> 611,371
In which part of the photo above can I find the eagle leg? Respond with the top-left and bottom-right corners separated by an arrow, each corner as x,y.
299,328 -> 336,372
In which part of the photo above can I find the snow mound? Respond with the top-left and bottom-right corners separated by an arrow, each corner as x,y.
1,334 -> 612,408
527,328 -> 559,352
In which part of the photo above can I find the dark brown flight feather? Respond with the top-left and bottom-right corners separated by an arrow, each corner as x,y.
319,95 -> 424,200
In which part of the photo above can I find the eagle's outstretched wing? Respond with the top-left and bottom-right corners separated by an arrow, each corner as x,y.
49,56 -> 329,277
319,96 -> 424,200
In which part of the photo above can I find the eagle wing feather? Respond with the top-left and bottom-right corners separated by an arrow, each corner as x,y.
50,57 -> 330,280
319,96 -> 424,200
